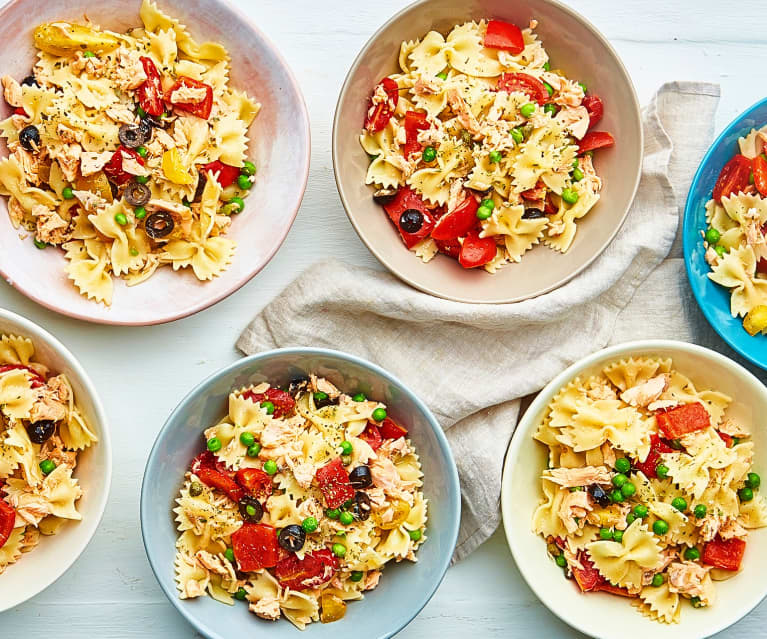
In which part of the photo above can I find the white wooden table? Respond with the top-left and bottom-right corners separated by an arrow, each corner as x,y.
2,1 -> 766,636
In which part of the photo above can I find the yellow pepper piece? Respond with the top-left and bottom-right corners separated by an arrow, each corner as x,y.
319,593 -> 346,623
34,23 -> 120,57
76,171 -> 112,202
378,498 -> 411,530
743,305 -> 767,336
162,148 -> 195,185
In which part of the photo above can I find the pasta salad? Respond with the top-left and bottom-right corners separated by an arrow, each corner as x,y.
532,356 -> 766,624
173,375 -> 427,628
0,0 -> 260,306
360,18 -> 614,272
702,127 -> 767,336
0,334 -> 97,574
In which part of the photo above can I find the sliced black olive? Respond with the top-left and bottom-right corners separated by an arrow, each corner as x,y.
26,420 -> 55,444
21,75 -> 39,87
19,125 -> 40,152
351,491 -> 372,521
137,118 -> 153,141
144,211 -> 174,239
124,181 -> 151,207
278,524 -> 306,552
193,173 -> 207,202
522,208 -> 546,219
238,495 -> 263,523
118,123 -> 148,149
348,465 -> 372,489
372,188 -> 397,206
288,376 -> 310,396
399,209 -> 423,233
588,484 -> 611,508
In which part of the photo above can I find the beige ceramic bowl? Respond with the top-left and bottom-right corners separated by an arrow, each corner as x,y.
333,0 -> 642,303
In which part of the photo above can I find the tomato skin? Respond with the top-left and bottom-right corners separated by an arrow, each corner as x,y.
459,232 -> 497,268
578,131 -> 615,154
378,417 -> 408,440
403,110 -> 429,158
435,237 -> 461,258
633,434 -> 674,478
201,160 -> 240,188
582,95 -> 604,128
235,468 -> 273,498
713,154 -> 751,203
0,364 -> 45,388
315,458 -> 355,509
703,536 -> 746,571
431,197 -> 479,241
137,56 -> 164,117
497,72 -> 548,105
717,431 -> 734,448
242,387 -> 296,419
167,77 -> 214,120
274,549 -> 338,591
571,551 -> 602,592
753,155 -> 767,197
359,423 -> 383,451
656,403 -> 710,439
364,77 -> 399,133
196,467 -> 245,503
381,187 -> 436,249
103,146 -> 145,185
483,20 -> 525,54
232,523 -> 280,571
0,499 -> 15,550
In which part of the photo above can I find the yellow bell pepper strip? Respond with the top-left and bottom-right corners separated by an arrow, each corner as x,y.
33,23 -> 120,57
162,148 -> 195,185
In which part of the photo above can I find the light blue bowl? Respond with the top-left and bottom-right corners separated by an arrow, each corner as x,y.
140,348 -> 460,639
683,97 -> 767,370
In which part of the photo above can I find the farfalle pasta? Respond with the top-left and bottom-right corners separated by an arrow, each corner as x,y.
532,356 -> 765,624
0,0 -> 260,305
0,334 -> 96,575
173,375 -> 426,628
360,18 -> 614,272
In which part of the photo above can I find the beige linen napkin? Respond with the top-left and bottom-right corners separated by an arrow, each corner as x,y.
238,82 -> 721,561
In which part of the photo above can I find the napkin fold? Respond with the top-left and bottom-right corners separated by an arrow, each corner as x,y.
238,82 -> 721,561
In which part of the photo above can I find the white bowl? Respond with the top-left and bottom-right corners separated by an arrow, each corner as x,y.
0,309 -> 111,612
501,340 -> 767,638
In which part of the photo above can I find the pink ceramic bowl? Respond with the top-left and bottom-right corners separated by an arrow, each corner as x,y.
0,0 -> 310,325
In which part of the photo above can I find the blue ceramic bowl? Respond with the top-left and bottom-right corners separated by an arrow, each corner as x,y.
683,97 -> 767,370
140,348 -> 460,639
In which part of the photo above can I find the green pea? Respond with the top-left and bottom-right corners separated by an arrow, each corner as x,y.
615,458 -> 631,474
247,443 -> 261,458
246,504 -> 257,517
612,474 -> 627,489
237,174 -> 253,190
331,543 -> 346,558
182,199 -> 191,208
620,482 -> 636,498
302,517 -> 318,533
352,393 -> 366,402
224,547 -> 235,562
543,103 -> 558,116
572,168 -> 585,182
572,158 -> 580,169
578,82 -> 588,94
671,497 -> 687,512
234,587 -> 248,601
136,146 -> 148,158
555,554 -> 567,568
569,486 -> 583,492
62,186 -> 74,200
511,127 -> 524,144
372,407 -> 387,422
489,150 -> 502,163
260,400 -> 275,415
40,459 -> 56,475
691,596 -> 704,608
339,511 -> 354,526
436,71 -> 448,80
335,531 -> 346,538
561,188 -> 579,205
633,504 -> 649,519
135,175 -> 149,185
134,206 -> 147,220
684,547 -> 701,561
207,437 -> 222,452
350,570 -> 364,582
520,102 -> 536,118
746,472 -> 761,490
626,513 -> 636,525
114,212 -> 128,226
83,51 -> 95,58
241,160 -> 257,176
656,464 -> 669,479
189,481 -> 203,497
693,504 -> 707,519
599,527 -> 612,540
225,197 -> 245,215
409,529 -> 422,542
340,440 -> 353,455
130,247 -> 139,257
609,489 -> 624,503
543,61 -> 550,71
653,519 -> 669,536
476,205 -> 493,220
651,573 -> 664,587
480,198 -> 495,210
239,432 -> 255,447
714,244 -> 727,257
263,460 -> 278,475
422,146 -> 437,163
738,486 -> 754,502
613,530 -> 624,543
136,105 -> 147,118
314,391 -> 328,403
543,82 -> 554,96
34,239 -> 47,249
703,227 -> 721,244
325,508 -> 340,520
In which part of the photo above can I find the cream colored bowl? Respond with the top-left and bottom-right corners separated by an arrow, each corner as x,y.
333,0 -> 642,303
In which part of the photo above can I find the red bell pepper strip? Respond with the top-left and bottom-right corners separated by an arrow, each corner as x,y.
483,20 -> 525,54
196,467 -> 245,503
166,76 -> 214,120
431,196 -> 479,241
459,231 -> 497,268
753,154 -> 767,197
103,146 -> 146,185
274,549 -> 338,591
497,73 -> 548,105
0,364 -> 45,388
315,458 -> 355,508
713,154 -> 751,202
359,423 -> 382,451
0,499 -> 15,550
435,237 -> 461,258
364,77 -> 399,133
702,536 -> 746,571
242,387 -> 296,419
582,95 -> 604,128
201,160 -> 240,188
717,431 -> 734,448
403,110 -> 429,158
379,417 -> 408,440
656,403 -> 710,439
633,434 -> 675,479
381,187 -> 436,249
232,523 -> 280,571
137,56 -> 165,117
578,131 -> 615,154
235,468 -> 273,498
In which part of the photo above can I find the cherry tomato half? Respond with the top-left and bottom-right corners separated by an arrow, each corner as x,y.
713,154 -> 751,203
497,73 -> 548,105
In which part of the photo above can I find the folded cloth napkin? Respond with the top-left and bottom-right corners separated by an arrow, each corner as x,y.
238,81 -> 721,561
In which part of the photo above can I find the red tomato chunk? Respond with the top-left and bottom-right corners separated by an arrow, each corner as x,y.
459,231 -> 497,269
137,56 -> 164,117
196,467 -> 244,503
167,77 -> 214,120
364,77 -> 399,133
315,458 -> 355,508
582,95 -> 604,128
382,187 -> 436,249
359,423 -> 383,451
403,110 -> 429,158
201,160 -> 240,188
235,467 -> 273,498
103,146 -> 145,185
702,536 -> 746,571
379,417 -> 408,440
0,499 -> 15,550
242,387 -> 296,418
496,72 -> 548,105
633,434 -> 674,479
431,196 -> 479,241
483,20 -> 525,54
656,402 -> 710,439
274,549 -> 338,591
578,131 -> 615,154
232,523 -> 280,571
713,154 -> 751,203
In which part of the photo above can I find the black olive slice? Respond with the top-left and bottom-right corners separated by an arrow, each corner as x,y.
26,420 -> 55,444
137,118 -> 153,141
372,188 -> 397,206
118,123 -> 148,149
522,208 -> 546,219
145,114 -> 171,129
351,491 -> 372,521
19,125 -> 40,152
588,484 -> 611,507
288,376 -> 310,396
348,465 -> 372,489
278,524 -> 306,552
399,209 -> 424,233
238,495 -> 263,523
124,181 -> 151,207
193,173 -> 207,202
144,211 -> 174,239
21,75 -> 39,87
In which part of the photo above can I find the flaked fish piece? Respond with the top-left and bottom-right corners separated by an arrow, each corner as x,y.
557,489 -> 592,534
447,88 -> 481,137
543,465 -> 612,488
667,561 -> 711,598
620,374 -> 669,408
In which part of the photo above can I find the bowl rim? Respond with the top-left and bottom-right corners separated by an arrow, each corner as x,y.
500,338 -> 767,639
0,0 -> 311,327
682,95 -> 767,370
0,307 -> 112,612
140,346 -> 461,639
332,0 -> 643,304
